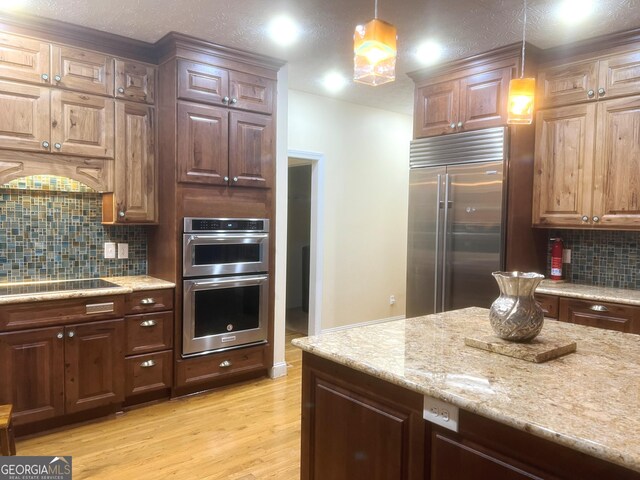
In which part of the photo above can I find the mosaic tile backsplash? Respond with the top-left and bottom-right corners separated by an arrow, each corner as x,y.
0,176 -> 147,283
548,230 -> 640,289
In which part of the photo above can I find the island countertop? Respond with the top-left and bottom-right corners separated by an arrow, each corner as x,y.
292,307 -> 640,473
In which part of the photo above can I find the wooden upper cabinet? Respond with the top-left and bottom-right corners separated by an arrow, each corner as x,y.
414,80 -> 459,137
177,59 -> 229,106
51,45 -> 114,96
229,71 -> 274,114
177,101 -> 229,185
598,50 -> 640,100
538,60 -> 599,108
64,319 -> 125,414
0,327 -> 65,426
229,111 -> 273,188
0,32 -> 50,84
592,95 -> 640,228
50,90 -> 115,158
0,80 -> 50,152
115,59 -> 156,104
459,67 -> 511,131
532,103 -> 596,227
105,101 -> 156,223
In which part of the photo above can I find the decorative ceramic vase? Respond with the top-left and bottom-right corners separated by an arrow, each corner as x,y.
489,271 -> 545,342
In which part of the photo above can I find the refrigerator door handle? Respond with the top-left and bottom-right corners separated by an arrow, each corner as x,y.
434,174 -> 443,313
441,173 -> 451,311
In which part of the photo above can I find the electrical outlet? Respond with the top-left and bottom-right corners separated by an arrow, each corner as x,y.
389,295 -> 396,305
563,249 -> 571,264
117,243 -> 129,259
104,242 -> 116,259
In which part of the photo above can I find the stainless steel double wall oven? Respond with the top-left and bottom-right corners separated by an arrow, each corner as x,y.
182,218 -> 269,357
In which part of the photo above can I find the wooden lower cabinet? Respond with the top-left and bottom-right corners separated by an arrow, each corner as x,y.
535,293 -> 559,318
558,297 -> 640,333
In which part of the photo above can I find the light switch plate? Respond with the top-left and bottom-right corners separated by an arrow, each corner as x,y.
423,396 -> 459,432
104,242 -> 116,259
117,243 -> 129,259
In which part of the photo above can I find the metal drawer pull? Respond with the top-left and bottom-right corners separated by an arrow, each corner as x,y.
140,360 -> 156,368
140,298 -> 156,305
219,360 -> 232,368
140,319 -> 157,327
86,302 -> 114,314
589,305 -> 609,312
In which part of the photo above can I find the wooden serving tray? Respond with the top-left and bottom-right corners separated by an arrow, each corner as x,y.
464,335 -> 576,363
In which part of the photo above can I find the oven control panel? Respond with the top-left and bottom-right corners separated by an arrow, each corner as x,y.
184,217 -> 269,233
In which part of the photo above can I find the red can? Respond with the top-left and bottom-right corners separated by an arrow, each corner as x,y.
550,238 -> 563,280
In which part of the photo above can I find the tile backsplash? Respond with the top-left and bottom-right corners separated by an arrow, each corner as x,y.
0,176 -> 147,283
548,230 -> 640,289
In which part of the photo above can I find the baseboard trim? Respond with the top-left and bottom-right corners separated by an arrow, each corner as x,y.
321,315 -> 406,334
269,361 -> 288,379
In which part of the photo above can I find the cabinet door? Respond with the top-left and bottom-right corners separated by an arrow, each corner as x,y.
115,59 -> 156,104
229,111 -> 273,188
0,32 -> 50,84
51,90 -> 115,158
592,96 -> 640,228
229,71 -> 274,114
177,59 -> 229,106
532,104 -> 597,227
538,60 -> 599,108
414,80 -> 459,137
0,80 -> 50,152
51,45 -> 114,96
0,328 -> 65,425
64,319 -> 125,414
113,101 -> 156,223
598,50 -> 640,100
459,67 -> 511,131
535,293 -> 559,319
177,101 -> 229,185
558,298 -> 640,334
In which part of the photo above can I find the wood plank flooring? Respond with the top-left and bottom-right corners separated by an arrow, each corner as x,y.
16,332 -> 304,480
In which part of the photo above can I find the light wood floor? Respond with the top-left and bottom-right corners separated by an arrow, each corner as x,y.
16,331 -> 304,480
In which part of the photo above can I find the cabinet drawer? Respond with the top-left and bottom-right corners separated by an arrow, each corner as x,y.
125,350 -> 172,397
176,344 -> 266,388
0,295 -> 125,331
558,298 -> 640,334
535,294 -> 559,319
125,311 -> 173,355
125,289 -> 173,314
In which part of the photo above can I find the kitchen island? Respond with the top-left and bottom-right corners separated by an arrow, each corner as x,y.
293,307 -> 640,479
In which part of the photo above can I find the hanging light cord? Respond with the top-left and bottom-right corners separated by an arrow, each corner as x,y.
521,0 -> 527,78
374,0 -> 378,19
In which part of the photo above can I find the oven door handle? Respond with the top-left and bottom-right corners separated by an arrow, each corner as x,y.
192,275 -> 268,287
188,233 -> 269,241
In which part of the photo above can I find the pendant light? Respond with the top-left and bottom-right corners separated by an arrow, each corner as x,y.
507,0 -> 535,124
353,0 -> 397,86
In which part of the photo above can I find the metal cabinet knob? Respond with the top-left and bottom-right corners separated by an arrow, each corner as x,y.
222,96 -> 230,104
117,87 -> 125,94
233,177 -> 238,182
42,141 -> 50,148
41,73 -> 49,81
54,143 -> 62,150
68,331 -> 75,338
54,74 -> 61,82
450,123 -> 456,129
140,319 -> 157,327
224,176 -> 229,182
457,121 -> 463,128
587,89 -> 595,98
219,360 -> 232,368
581,215 -> 589,222
140,298 -> 156,305
118,211 -> 125,218
230,98 -> 238,104
57,332 -> 64,339
140,360 -> 156,368
598,87 -> 606,96
589,304 -> 609,312
592,216 -> 600,223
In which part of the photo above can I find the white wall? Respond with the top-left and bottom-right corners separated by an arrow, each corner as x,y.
287,90 -> 412,330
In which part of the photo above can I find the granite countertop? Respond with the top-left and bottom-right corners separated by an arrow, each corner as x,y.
537,279 -> 640,306
293,307 -> 640,473
0,275 -> 175,305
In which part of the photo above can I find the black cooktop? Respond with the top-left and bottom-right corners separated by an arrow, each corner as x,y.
0,279 -> 119,297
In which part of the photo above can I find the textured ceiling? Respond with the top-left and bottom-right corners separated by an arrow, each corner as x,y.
24,0 -> 640,114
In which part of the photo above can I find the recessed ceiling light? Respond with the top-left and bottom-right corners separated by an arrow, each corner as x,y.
557,0 -> 594,24
267,15 -> 301,47
0,0 -> 29,10
416,41 -> 443,65
322,72 -> 348,92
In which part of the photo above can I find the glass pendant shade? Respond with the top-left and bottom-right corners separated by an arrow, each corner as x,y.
353,18 -> 397,86
507,77 -> 535,124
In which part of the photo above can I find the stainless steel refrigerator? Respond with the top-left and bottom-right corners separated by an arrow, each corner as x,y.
406,127 -> 507,318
